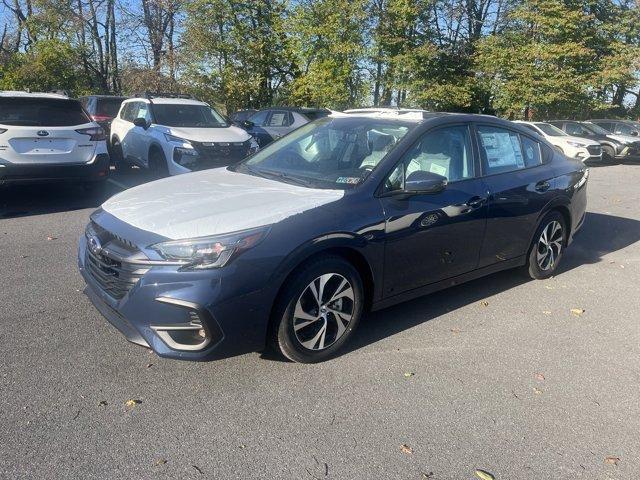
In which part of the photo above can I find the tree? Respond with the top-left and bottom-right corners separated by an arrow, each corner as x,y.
183,0 -> 294,111
476,0 -> 601,119
288,0 -> 368,109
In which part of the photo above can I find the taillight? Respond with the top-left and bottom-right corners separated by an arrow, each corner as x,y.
76,126 -> 106,141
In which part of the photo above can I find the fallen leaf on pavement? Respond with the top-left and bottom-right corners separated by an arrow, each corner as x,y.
475,470 -> 495,480
154,458 -> 167,466
403,372 -> 415,378
400,444 -> 413,454
125,399 -> 142,407
570,308 -> 585,316
46,236 -> 57,241
542,310 -> 551,315
535,373 -> 545,381
98,400 -> 108,407
480,301 -> 489,307
534,387 -> 543,395
544,285 -> 554,290
450,328 -> 461,334
604,456 -> 620,465
422,472 -> 434,478
145,363 -> 153,368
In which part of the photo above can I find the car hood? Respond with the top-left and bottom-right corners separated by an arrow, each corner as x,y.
101,168 -> 344,240
607,133 -> 638,144
562,135 -> 601,146
167,125 -> 251,143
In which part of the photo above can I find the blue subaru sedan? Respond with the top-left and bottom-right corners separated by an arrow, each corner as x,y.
79,112 -> 588,363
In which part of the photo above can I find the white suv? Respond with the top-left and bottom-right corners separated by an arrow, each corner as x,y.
0,91 -> 110,186
514,121 -> 602,162
110,94 -> 257,176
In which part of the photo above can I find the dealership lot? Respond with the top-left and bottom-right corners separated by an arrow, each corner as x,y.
1,163 -> 639,479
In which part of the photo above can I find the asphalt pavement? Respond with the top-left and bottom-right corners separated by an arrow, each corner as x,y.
1,162 -> 639,479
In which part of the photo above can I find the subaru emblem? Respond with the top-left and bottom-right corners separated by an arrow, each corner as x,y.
37,130 -> 49,137
88,234 -> 102,255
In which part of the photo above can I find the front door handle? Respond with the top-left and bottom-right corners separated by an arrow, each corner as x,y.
466,196 -> 486,209
535,181 -> 550,192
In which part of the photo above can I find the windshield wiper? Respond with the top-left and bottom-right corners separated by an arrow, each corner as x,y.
248,168 -> 314,187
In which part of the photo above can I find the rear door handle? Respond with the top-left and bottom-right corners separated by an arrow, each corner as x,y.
535,181 -> 550,192
466,196 -> 486,209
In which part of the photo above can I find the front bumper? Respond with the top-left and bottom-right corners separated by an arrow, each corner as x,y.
78,234 -> 272,360
0,153 -> 110,185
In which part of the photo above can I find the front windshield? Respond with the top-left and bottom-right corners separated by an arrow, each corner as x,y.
534,122 -> 567,137
153,104 -> 228,128
236,117 -> 414,188
584,123 -> 609,135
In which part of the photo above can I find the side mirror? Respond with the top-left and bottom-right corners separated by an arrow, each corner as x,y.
630,131 -> 638,136
242,120 -> 255,129
133,117 -> 149,129
404,170 -> 448,194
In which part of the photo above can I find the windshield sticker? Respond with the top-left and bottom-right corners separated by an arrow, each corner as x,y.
336,176 -> 361,185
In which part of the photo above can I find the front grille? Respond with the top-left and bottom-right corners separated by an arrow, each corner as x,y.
587,145 -> 601,155
191,141 -> 251,168
84,222 -> 149,300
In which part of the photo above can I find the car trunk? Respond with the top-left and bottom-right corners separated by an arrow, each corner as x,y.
0,97 -> 97,165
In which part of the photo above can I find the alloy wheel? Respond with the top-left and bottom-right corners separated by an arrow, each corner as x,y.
293,273 -> 355,351
536,220 -> 563,271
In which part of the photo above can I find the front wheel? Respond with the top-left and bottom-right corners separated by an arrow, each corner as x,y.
148,148 -> 169,178
526,211 -> 567,280
272,256 -> 364,363
602,145 -> 615,162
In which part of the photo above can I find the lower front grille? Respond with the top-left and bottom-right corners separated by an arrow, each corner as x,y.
191,141 -> 250,168
85,243 -> 149,300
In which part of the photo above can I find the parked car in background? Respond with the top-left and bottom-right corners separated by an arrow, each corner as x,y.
0,91 -> 109,187
229,109 -> 257,126
548,120 -> 640,161
514,121 -> 602,162
79,95 -> 128,136
588,119 -> 640,137
79,111 -> 588,363
241,107 -> 331,147
109,93 -> 257,176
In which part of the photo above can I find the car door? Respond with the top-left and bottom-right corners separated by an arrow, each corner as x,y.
127,102 -> 152,165
259,110 -> 293,145
475,124 -> 556,268
246,110 -> 271,147
379,124 -> 487,296
117,102 -> 138,160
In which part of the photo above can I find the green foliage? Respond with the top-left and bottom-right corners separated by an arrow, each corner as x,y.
287,0 -> 368,109
0,39 -> 90,96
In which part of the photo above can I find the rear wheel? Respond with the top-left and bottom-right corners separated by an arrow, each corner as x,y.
525,211 -> 567,280
148,148 -> 169,178
271,255 -> 364,363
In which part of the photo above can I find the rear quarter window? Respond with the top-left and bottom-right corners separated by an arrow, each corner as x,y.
0,98 -> 90,126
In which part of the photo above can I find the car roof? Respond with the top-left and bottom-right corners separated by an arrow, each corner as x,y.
0,90 -> 70,100
125,97 -> 209,106
590,118 -> 637,123
344,107 -> 430,114
329,111 -> 507,126
80,95 -> 129,99
257,106 -> 330,114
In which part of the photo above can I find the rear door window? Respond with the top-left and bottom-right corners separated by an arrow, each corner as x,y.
614,123 -> 634,135
477,126 -> 526,175
0,98 -> 90,126
249,110 -> 269,126
96,98 -> 126,117
267,111 -> 292,127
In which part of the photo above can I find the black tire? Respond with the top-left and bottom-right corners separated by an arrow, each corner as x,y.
525,211 -> 567,280
148,148 -> 169,178
271,255 -> 364,363
111,140 -> 131,172
602,145 -> 615,162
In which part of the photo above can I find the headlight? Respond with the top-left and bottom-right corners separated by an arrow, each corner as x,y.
165,133 -> 192,145
566,141 -> 586,147
150,226 -> 270,269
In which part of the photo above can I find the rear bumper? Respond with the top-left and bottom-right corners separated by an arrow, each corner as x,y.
0,153 -> 110,184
